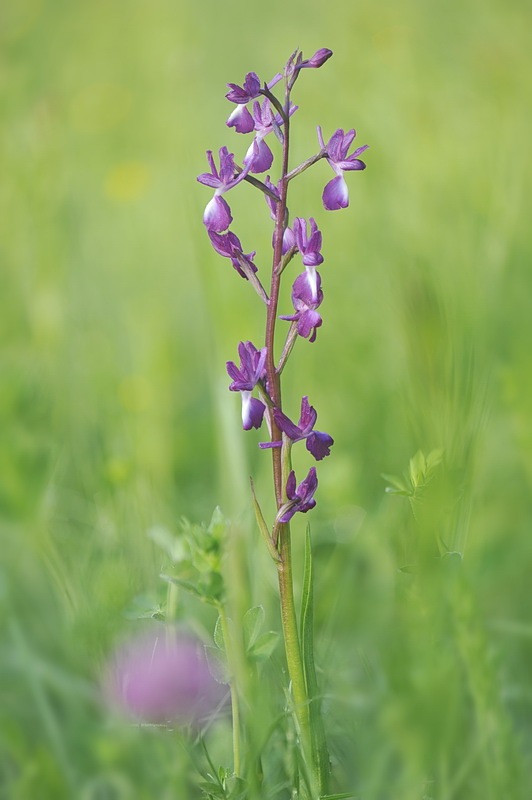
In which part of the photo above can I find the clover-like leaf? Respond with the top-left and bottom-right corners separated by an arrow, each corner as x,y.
243,605 -> 265,652
204,645 -> 230,684
214,615 -> 226,651
248,630 -> 279,661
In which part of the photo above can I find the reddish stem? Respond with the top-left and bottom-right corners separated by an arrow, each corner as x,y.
265,96 -> 291,508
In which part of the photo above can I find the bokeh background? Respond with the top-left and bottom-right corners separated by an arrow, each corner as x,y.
1,0 -> 531,797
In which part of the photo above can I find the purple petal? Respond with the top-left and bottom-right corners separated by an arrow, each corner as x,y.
306,431 -> 334,460
242,72 -> 261,98
226,104 -> 255,133
279,504 -> 298,524
203,195 -> 233,232
226,360 -> 244,387
297,309 -> 322,340
242,393 -> 265,430
322,175 -> 349,211
338,158 -> 366,172
208,229 -> 241,258
267,72 -> 283,89
273,408 -> 303,441
301,251 -> 323,268
226,83 -> 251,104
303,267 -> 319,303
197,173 -> 222,189
309,327 -> 320,344
325,129 -> 346,162
218,146 -> 237,185
245,138 -> 274,174
298,397 -> 317,434
291,272 -> 323,307
298,497 -> 316,515
297,466 -> 318,502
352,144 -> 370,158
285,470 -> 297,501
282,226 -> 295,254
279,311 -> 298,323
340,129 -> 357,155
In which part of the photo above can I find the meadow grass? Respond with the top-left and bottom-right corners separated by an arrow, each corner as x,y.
1,0 -> 532,797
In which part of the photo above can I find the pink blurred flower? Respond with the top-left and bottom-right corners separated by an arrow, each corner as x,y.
103,629 -> 225,725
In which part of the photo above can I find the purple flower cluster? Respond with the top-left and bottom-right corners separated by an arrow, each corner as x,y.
226,341 -> 267,430
197,49 -> 368,527
318,127 -> 369,210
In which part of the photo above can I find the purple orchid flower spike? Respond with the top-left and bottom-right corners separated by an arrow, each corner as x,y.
226,71 -> 282,133
226,341 -> 267,430
278,467 -> 318,523
317,127 -> 369,211
260,396 -> 334,460
197,147 -> 252,231
280,272 -> 324,343
208,230 -> 257,279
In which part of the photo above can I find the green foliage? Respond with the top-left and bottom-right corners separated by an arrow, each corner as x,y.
160,508 -> 228,606
382,448 -> 443,500
199,771 -> 247,800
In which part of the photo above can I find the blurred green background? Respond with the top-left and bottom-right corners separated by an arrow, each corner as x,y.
1,0 -> 532,797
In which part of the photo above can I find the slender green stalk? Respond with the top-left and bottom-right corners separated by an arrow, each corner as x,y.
218,604 -> 242,777
276,524 -> 313,759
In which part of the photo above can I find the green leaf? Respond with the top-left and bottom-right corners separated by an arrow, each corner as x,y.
243,605 -> 264,651
226,776 -> 248,800
198,781 -> 225,799
248,630 -> 279,661
320,793 -> 358,799
160,573 -> 203,599
381,472 -> 410,495
250,478 -> 281,562
198,572 -> 225,604
213,615 -> 225,651
204,645 -> 230,684
208,506 -> 228,540
409,449 -> 427,487
384,486 -> 411,496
